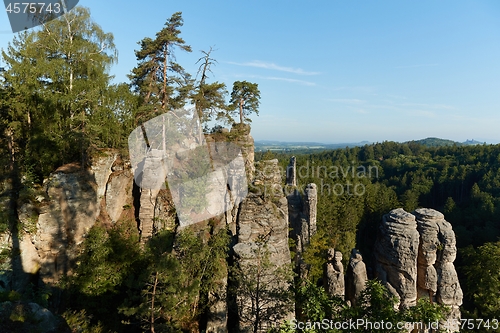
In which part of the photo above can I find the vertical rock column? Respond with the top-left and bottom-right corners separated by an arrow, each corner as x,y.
286,156 -> 296,186
323,248 -> 345,299
303,183 -> 317,243
346,249 -> 367,306
234,159 -> 293,332
413,208 -> 463,330
374,208 -> 420,309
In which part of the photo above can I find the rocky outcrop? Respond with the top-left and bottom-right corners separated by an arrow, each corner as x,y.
375,208 -> 420,309
36,167 -> 100,283
286,155 -> 317,277
374,208 -> 463,331
91,150 -> 119,199
105,167 -> 133,224
323,248 -> 345,299
346,249 -> 368,306
0,301 -> 60,333
413,208 -> 463,328
234,159 -> 293,333
302,183 -> 317,246
230,123 -> 255,183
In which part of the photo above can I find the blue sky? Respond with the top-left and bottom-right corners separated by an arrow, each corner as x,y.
1,1 -> 500,143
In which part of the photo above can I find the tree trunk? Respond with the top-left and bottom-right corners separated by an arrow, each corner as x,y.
6,128 -> 15,172
150,271 -> 159,333
162,47 -> 168,110
239,98 -> 244,124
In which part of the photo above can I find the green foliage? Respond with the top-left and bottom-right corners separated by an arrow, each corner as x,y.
129,11 -> 192,122
231,238 -> 295,333
1,6 -> 125,178
461,241 -> 500,320
229,80 -> 261,124
62,309 -> 110,333
117,227 -> 230,332
277,280 -> 447,333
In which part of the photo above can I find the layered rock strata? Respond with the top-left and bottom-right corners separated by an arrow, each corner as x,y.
375,208 -> 420,309
413,208 -> 463,328
374,208 -> 463,332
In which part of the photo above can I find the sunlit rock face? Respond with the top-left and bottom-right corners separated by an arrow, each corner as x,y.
375,208 -> 420,309
234,159 -> 293,333
374,207 -> 463,332
414,208 -> 463,331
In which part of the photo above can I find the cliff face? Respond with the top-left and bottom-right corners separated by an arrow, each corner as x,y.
234,159 -> 293,332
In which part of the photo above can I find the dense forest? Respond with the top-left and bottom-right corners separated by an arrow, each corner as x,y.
0,5 -> 499,333
258,141 -> 500,329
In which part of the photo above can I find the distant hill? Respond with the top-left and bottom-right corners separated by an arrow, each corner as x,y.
408,137 -> 485,147
462,139 -> 484,145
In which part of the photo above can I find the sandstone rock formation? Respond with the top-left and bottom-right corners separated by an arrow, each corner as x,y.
105,168 -> 133,224
234,159 -> 293,333
286,157 -> 317,250
375,208 -> 420,309
286,156 -> 296,186
413,208 -> 463,328
374,208 -> 463,332
323,248 -> 345,299
346,249 -> 368,307
36,167 -> 100,283
302,183 -> 317,247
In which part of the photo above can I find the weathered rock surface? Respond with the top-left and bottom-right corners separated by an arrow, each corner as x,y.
36,168 -> 100,283
105,169 -> 133,224
413,208 -> 463,330
346,249 -> 368,306
374,208 -> 463,332
91,150 -> 118,199
323,248 -> 345,299
302,183 -> 317,245
375,208 -> 420,309
231,123 -> 255,183
286,153 -> 317,281
0,301 -> 59,333
234,159 -> 293,332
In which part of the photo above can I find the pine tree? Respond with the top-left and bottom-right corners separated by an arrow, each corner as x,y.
229,81 -> 261,124
129,12 -> 192,125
